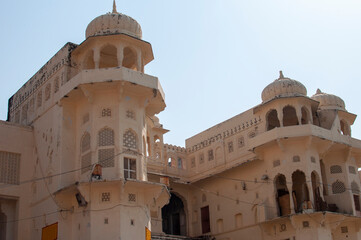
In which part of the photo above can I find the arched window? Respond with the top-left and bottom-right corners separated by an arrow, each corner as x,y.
332,180 -> 346,194
122,47 -> 137,70
98,128 -> 115,168
283,106 -> 299,126
274,174 -> 290,216
266,109 -> 280,130
123,129 -> 137,149
301,106 -> 310,124
81,132 -> 91,174
99,44 -> 118,68
340,120 -> 351,136
177,158 -> 183,169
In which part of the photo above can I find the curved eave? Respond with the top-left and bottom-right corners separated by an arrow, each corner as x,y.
71,33 -> 154,65
253,95 -> 320,114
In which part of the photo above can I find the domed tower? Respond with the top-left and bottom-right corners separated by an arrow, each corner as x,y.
258,71 -> 317,131
311,89 -> 356,136
53,3 -> 169,239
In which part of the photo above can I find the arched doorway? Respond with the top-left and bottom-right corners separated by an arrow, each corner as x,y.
292,170 -> 309,213
161,193 -> 187,236
274,174 -> 290,216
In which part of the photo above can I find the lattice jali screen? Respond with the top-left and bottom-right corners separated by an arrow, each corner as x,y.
81,152 -> 92,174
123,130 -> 137,149
0,151 -> 20,184
99,128 -> 114,146
81,133 -> 91,153
332,180 -> 346,194
349,166 -> 356,174
98,149 -> 115,168
330,165 -> 342,174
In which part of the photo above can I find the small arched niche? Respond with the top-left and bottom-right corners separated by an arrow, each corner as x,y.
266,109 -> 280,131
83,50 -> 95,70
283,105 -> 299,127
99,44 -> 118,69
340,120 -> 351,136
122,47 -> 137,70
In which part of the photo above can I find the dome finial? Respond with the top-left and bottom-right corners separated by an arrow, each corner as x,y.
279,70 -> 284,79
112,0 -> 118,13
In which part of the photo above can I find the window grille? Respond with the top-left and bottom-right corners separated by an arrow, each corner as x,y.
351,181 -> 360,194
45,83 -> 51,101
228,141 -> 234,153
330,165 -> 342,174
332,180 -> 346,194
208,150 -> 214,161
0,151 -> 20,185
349,166 -> 356,174
101,108 -> 111,117
123,130 -> 137,149
238,136 -> 245,148
293,156 -> 300,162
124,157 -> 136,179
99,149 -> 115,168
99,128 -> 114,146
128,193 -> 136,202
101,192 -> 111,202
126,110 -> 135,120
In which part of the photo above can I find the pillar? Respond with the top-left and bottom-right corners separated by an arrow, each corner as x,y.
117,45 -> 124,67
277,107 -> 284,127
296,106 -> 302,125
286,182 -> 295,214
93,47 -> 100,69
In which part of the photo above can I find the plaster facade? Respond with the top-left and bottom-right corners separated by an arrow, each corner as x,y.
1,3 -> 361,240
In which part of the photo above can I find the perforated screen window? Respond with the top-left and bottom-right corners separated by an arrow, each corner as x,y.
330,165 -> 342,174
332,180 -> 346,194
98,149 -> 115,168
0,151 -> 20,185
99,128 -> 114,146
123,130 -> 137,149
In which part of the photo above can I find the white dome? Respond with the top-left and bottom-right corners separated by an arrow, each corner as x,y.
261,71 -> 307,102
311,89 -> 346,111
85,4 -> 142,39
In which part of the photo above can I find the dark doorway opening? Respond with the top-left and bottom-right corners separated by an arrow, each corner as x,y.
201,206 -> 210,234
162,194 -> 186,236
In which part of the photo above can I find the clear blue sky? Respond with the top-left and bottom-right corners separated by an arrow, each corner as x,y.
1,0 -> 360,147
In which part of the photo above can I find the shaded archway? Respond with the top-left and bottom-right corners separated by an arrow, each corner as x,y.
274,174 -> 290,216
162,193 -> 187,236
122,47 -> 137,70
311,171 -> 322,211
301,106 -> 310,124
99,44 -> 118,68
266,109 -> 280,131
340,120 -> 350,136
320,160 -> 328,196
283,106 -> 299,127
292,170 -> 309,213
